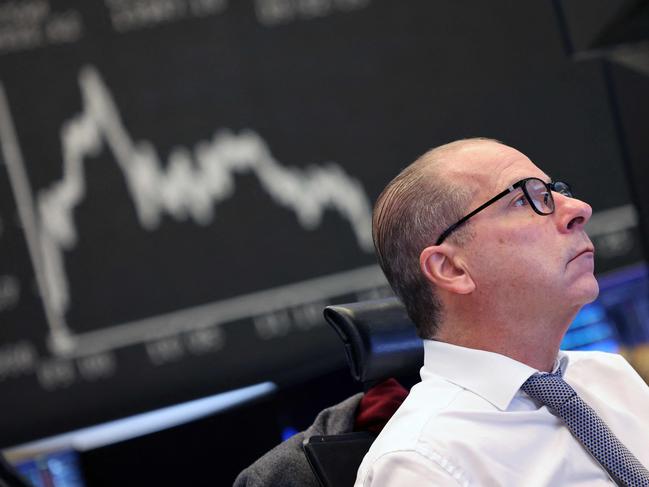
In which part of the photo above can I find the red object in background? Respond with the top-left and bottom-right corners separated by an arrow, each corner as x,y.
354,378 -> 409,434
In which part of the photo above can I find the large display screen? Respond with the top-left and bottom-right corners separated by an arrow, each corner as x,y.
0,0 -> 643,446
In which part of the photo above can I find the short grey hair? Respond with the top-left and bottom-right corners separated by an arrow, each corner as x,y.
373,139 -> 497,338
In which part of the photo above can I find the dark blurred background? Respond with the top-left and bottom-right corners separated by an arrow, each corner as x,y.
0,0 -> 648,485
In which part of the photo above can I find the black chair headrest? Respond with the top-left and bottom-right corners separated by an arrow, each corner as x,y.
324,297 -> 424,385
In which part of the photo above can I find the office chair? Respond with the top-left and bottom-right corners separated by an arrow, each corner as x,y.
323,297 -> 423,388
235,297 -> 423,487
302,297 -> 423,487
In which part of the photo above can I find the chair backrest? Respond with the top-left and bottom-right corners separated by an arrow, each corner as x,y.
235,298 -> 424,487
299,298 -> 423,486
323,297 -> 424,387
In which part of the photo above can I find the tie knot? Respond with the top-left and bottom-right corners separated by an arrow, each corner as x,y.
521,372 -> 577,412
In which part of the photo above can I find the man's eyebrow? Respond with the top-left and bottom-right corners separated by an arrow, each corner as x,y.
504,174 -> 553,189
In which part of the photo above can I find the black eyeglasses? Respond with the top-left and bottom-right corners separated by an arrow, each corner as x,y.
435,177 -> 573,245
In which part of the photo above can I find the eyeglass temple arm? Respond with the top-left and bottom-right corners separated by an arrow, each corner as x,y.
434,187 -> 513,245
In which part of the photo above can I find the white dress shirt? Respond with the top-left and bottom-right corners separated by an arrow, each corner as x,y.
354,340 -> 649,486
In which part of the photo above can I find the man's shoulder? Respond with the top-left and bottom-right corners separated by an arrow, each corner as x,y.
358,376 -> 465,467
355,375 -> 501,486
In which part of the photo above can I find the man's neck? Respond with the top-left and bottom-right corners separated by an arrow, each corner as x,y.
435,305 -> 578,372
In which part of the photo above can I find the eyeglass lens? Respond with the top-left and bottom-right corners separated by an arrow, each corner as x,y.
524,179 -> 572,215
525,179 -> 554,214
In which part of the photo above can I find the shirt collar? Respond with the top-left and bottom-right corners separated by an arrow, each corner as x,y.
553,351 -> 570,376
422,340 -> 569,411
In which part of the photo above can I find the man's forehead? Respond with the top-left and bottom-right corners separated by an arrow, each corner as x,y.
438,141 -> 548,192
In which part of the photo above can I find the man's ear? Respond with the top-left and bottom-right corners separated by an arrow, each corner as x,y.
420,245 -> 475,295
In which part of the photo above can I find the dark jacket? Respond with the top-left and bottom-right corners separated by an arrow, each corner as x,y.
233,393 -> 363,487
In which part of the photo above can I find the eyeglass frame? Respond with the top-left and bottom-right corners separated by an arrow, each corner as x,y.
435,177 -> 573,245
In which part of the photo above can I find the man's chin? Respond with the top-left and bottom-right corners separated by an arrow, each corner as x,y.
576,276 -> 600,306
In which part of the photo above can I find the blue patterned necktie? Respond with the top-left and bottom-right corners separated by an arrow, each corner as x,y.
521,373 -> 649,487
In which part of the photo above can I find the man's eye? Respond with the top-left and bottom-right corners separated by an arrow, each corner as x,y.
512,195 -> 528,207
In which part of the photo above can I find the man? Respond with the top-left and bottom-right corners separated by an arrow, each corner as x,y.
355,138 -> 649,486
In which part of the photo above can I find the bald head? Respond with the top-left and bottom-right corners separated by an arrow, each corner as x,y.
373,137 -> 502,338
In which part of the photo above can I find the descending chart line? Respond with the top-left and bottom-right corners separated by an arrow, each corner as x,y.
0,66 -> 375,356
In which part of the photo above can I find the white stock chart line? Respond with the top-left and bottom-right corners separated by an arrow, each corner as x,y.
0,66 -> 378,357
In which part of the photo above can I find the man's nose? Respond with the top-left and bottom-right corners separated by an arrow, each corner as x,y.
554,193 -> 592,232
